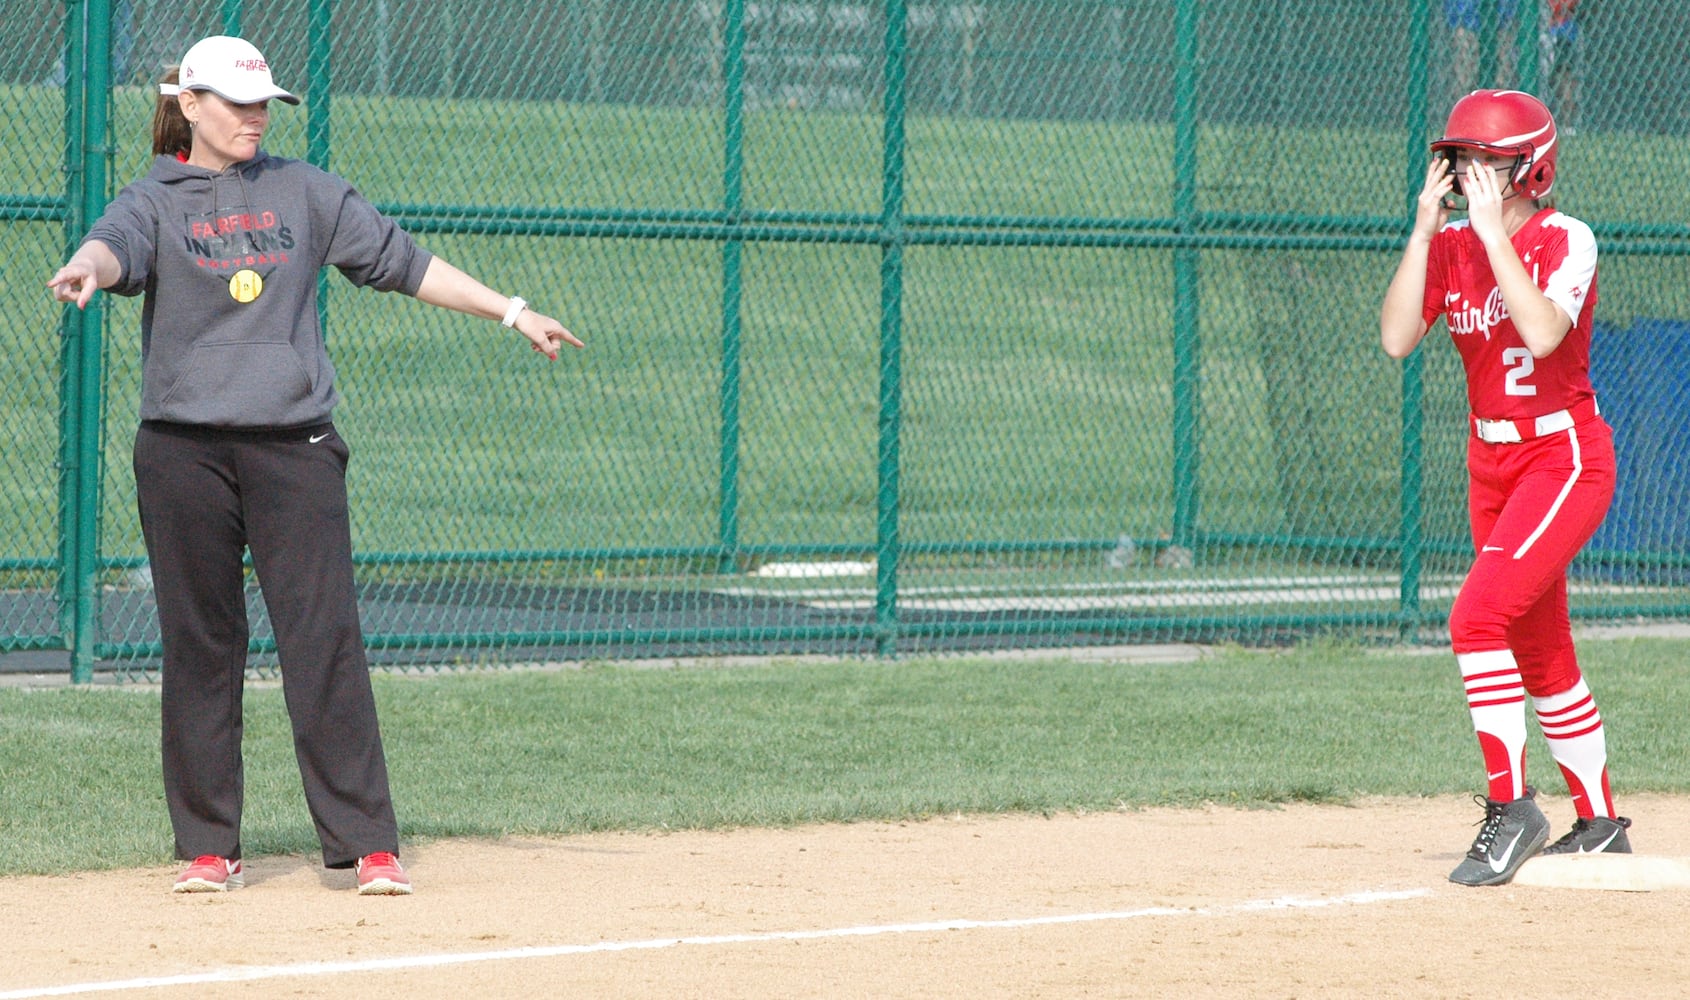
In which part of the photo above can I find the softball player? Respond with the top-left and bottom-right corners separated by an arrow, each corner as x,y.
1379,89 -> 1629,886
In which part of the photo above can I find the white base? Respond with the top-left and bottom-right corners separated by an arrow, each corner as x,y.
1512,854 -> 1690,892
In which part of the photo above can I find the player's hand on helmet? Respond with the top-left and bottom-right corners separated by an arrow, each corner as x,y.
1462,160 -> 1508,247
1414,156 -> 1453,238
511,308 -> 583,361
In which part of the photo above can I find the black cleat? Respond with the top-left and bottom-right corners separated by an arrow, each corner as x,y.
1449,787 -> 1551,886
1542,815 -> 1633,856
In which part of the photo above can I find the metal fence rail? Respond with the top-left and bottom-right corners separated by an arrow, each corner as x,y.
4,0 -> 1688,681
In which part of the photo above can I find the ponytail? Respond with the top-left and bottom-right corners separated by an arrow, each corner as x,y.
151,67 -> 191,157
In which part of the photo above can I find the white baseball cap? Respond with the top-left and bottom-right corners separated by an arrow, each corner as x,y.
160,35 -> 299,105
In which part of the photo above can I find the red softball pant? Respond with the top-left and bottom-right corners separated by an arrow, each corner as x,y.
1447,416 -> 1615,696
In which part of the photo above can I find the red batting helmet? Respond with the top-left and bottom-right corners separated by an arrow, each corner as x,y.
1431,89 -> 1559,200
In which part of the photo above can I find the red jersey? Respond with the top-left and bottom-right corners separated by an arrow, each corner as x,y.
1420,208 -> 1598,421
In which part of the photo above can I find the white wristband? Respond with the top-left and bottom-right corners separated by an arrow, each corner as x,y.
501,296 -> 527,328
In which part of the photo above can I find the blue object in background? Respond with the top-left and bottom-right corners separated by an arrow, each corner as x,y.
1586,319 -> 1690,583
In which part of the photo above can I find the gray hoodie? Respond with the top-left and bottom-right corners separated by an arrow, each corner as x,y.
87,151 -> 433,428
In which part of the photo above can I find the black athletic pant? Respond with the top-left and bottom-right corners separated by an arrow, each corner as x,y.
133,421 -> 399,869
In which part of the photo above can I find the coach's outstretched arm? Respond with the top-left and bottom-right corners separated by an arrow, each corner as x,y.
412,256 -> 584,360
1380,156 -> 1454,359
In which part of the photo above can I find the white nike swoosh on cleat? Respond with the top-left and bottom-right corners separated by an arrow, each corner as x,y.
309,433 -> 330,443
1578,831 -> 1621,854
1487,830 -> 1525,874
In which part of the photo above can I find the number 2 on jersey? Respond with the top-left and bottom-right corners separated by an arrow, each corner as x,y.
1502,347 -> 1537,396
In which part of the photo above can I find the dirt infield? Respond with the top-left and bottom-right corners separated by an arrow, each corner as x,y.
5,794 -> 1690,998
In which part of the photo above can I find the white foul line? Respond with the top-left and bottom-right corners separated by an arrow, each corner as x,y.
0,888 -> 1430,998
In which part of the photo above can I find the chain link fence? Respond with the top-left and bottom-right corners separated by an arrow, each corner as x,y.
4,0 -> 1688,680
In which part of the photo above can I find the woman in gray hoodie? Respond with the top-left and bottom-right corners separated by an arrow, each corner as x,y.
47,35 -> 582,896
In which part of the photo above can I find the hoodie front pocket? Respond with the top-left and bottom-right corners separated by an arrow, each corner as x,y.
157,341 -> 316,424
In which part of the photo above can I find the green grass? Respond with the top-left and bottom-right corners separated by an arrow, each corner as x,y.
4,638 -> 1689,877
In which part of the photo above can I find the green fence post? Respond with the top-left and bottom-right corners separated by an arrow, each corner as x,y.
1515,0 -> 1540,94
220,0 -> 242,36
56,0 -> 86,650
1170,0 -> 1201,550
875,0 -> 908,657
61,0 -> 112,684
717,0 -> 746,575
306,0 -> 331,169
1399,0 -> 1432,642
1407,0 -> 1432,207
1400,354 -> 1426,641
308,0 -> 332,345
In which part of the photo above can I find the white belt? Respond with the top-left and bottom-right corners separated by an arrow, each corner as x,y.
1472,399 -> 1599,444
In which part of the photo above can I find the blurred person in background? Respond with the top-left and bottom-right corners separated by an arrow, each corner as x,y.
1446,0 -> 1520,92
1541,0 -> 1585,132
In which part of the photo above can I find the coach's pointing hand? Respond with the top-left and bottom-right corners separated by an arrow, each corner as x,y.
47,241 -> 120,310
411,257 -> 584,360
512,308 -> 583,361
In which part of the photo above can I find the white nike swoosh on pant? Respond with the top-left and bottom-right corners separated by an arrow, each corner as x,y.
1487,830 -> 1525,873
309,434 -> 330,443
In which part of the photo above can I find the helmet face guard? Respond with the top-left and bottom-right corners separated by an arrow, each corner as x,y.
1432,90 -> 1558,202
1431,142 -> 1530,201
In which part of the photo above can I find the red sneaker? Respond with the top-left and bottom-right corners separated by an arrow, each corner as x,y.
173,855 -> 243,893
356,851 -> 412,895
